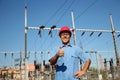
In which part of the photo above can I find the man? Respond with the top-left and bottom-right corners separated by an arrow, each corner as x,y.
49,26 -> 91,80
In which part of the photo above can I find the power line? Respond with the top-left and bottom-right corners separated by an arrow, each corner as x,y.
24,0 -> 32,6
45,0 -> 68,25
75,0 -> 98,21
56,0 -> 75,25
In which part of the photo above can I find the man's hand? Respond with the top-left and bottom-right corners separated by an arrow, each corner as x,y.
57,46 -> 64,57
74,70 -> 86,78
74,59 -> 91,78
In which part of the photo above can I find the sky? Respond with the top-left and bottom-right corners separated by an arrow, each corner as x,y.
0,0 -> 120,68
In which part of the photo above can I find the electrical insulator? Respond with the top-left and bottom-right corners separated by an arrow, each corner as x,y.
104,58 -> 106,64
98,32 -> 102,37
80,59 -> 82,64
43,60 -> 45,66
90,32 -> 94,36
34,60 -> 36,66
117,60 -> 119,65
117,34 -> 120,37
40,25 -> 45,29
35,64 -> 39,70
111,58 -> 113,64
81,32 -> 85,36
109,61 -> 112,66
51,25 -> 56,29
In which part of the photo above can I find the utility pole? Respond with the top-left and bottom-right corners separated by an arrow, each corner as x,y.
24,6 -> 29,80
109,14 -> 120,66
71,11 -> 77,45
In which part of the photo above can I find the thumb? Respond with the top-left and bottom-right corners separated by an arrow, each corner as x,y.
74,71 -> 79,76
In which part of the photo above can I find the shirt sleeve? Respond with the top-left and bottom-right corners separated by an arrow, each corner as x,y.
76,47 -> 90,63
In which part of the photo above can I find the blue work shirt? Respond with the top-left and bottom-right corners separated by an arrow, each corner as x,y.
50,45 -> 90,80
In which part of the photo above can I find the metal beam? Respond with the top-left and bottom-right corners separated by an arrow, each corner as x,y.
26,26 -> 120,33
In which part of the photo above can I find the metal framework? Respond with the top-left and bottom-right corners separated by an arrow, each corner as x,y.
0,4 -> 119,80
13,6 -> 120,80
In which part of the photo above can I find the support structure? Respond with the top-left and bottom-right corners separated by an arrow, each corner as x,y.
24,6 -> 28,80
23,6 -> 120,79
71,11 -> 77,45
20,51 -> 22,80
109,14 -> 120,66
85,51 -> 100,77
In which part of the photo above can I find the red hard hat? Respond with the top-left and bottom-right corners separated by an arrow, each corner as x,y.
59,26 -> 72,36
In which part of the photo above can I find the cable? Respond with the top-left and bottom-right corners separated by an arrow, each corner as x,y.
46,30 -> 58,50
24,0 -> 32,6
83,34 -> 99,49
27,0 -> 74,54
56,0 -> 76,25
75,0 -> 98,22
45,0 -> 68,25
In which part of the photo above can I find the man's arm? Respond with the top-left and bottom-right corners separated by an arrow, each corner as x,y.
82,59 -> 91,72
74,59 -> 91,78
49,47 -> 64,65
49,54 -> 59,65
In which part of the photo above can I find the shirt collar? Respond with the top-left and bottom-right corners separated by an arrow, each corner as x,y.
62,44 -> 72,48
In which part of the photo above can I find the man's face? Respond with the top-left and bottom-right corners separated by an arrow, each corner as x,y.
60,32 -> 71,45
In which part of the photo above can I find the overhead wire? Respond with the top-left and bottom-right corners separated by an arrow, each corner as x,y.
25,0 -> 76,53
46,30 -> 56,49
24,0 -> 32,6
46,0 -> 77,49
45,0 -> 68,25
82,38 -> 92,49
34,0 -> 68,52
38,30 -> 50,51
83,33 -> 99,49
56,0 -> 76,25
98,33 -> 116,51
75,0 -> 98,22
24,0 -> 114,63
38,0 -> 76,52
48,0 -> 77,48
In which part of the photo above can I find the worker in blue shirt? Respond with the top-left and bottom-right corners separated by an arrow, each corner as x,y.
49,26 -> 91,80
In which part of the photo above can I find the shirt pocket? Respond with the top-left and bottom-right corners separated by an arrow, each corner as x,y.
71,55 -> 79,61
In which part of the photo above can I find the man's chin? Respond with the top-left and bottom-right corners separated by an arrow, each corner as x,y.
62,41 -> 69,45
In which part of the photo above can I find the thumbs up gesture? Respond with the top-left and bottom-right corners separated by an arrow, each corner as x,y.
57,46 -> 64,57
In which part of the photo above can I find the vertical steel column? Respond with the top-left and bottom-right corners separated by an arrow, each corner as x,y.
109,14 -> 119,66
95,52 -> 100,79
24,6 -> 28,80
20,51 -> 22,80
71,11 -> 77,45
